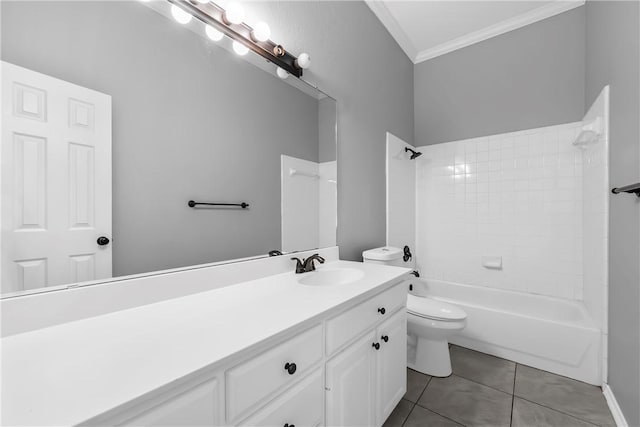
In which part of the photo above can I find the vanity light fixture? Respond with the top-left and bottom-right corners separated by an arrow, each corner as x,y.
223,2 -> 245,25
205,24 -> 224,41
171,4 -> 192,24
232,40 -> 249,56
276,67 -> 289,79
251,21 -> 271,42
166,0 -> 307,77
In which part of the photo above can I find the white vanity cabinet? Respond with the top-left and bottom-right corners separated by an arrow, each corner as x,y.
95,282 -> 407,427
325,306 -> 407,426
239,368 -> 324,427
375,309 -> 408,423
119,377 -> 224,426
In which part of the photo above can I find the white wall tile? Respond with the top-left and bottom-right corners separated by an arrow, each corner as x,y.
416,122 -> 584,300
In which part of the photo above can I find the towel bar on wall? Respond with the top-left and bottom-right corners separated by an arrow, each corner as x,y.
611,183 -> 640,197
188,200 -> 250,208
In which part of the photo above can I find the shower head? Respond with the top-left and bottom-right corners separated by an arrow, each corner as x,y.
405,147 -> 422,160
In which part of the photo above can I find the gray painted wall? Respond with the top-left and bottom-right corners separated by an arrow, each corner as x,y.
244,1 -> 415,261
1,1 -> 322,276
318,97 -> 337,163
3,0 -> 415,265
414,7 -> 586,145
585,2 -> 640,424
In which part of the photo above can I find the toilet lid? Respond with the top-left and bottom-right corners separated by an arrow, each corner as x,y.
407,294 -> 467,321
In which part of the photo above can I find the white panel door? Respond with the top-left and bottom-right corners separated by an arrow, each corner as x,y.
325,331 -> 377,427
1,61 -> 112,293
376,309 -> 407,425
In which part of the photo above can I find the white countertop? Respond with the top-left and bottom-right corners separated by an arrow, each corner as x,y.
1,260 -> 409,426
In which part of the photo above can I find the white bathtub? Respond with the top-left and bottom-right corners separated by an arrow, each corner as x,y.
410,279 -> 602,385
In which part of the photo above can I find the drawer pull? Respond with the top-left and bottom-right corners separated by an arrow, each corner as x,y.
381,335 -> 389,342
284,362 -> 297,375
378,307 -> 386,315
284,424 -> 295,427
372,342 -> 380,350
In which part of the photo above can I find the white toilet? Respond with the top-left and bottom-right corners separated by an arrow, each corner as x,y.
362,246 -> 467,377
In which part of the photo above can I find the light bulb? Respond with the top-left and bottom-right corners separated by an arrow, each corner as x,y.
295,53 -> 311,69
205,25 -> 223,41
232,41 -> 249,56
251,21 -> 271,42
276,67 -> 289,79
171,5 -> 192,24
224,2 -> 245,24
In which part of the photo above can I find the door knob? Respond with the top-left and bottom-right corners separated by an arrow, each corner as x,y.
97,236 -> 110,246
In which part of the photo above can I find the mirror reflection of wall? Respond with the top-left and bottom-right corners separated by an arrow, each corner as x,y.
0,1 -> 336,296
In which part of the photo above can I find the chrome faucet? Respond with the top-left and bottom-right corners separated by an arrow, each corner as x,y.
291,254 -> 325,274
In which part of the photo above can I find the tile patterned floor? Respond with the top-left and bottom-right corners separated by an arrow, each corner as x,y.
384,345 -> 616,427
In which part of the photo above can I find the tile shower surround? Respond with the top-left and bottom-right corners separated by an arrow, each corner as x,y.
416,123 -> 585,300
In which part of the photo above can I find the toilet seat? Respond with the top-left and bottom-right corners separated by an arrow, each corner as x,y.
407,294 -> 467,321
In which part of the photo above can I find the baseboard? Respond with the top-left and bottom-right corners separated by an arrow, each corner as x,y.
603,383 -> 629,427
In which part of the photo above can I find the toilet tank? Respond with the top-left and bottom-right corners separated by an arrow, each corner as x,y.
362,246 -> 404,267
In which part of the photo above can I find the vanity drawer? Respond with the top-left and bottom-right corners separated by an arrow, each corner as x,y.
326,283 -> 406,355
226,324 -> 323,422
239,368 -> 323,427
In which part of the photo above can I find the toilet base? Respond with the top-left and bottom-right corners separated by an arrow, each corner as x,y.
408,337 -> 452,377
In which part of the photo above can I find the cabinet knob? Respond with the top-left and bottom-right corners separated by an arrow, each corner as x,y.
284,362 -> 297,375
378,307 -> 386,315
372,342 -> 380,350
284,424 -> 295,427
381,335 -> 389,342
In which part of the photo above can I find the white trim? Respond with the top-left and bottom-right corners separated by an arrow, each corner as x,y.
367,0 -> 585,64
365,1 -> 418,60
603,384 -> 629,427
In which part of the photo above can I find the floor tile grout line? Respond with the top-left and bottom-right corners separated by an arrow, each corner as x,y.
414,375 -> 466,426
412,403 -> 466,426
399,401 -> 416,427
451,370 -> 516,395
514,362 -> 611,426
447,373 -> 514,397
513,395 -> 603,427
414,375 -> 433,404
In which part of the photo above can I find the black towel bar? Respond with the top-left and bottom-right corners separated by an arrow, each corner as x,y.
611,183 -> 640,197
188,200 -> 249,208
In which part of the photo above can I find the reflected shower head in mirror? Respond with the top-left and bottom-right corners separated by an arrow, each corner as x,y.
405,147 -> 422,159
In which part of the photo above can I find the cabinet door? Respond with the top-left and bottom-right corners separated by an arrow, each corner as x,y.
120,378 -> 221,426
376,309 -> 407,425
325,331 -> 377,427
240,368 -> 323,427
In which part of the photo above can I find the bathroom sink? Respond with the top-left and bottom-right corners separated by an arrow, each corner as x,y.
297,268 -> 364,286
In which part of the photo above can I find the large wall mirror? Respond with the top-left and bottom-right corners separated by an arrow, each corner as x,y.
0,0 -> 337,297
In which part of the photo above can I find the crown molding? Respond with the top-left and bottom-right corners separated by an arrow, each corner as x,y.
367,0 -> 585,65
365,0 -> 418,61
